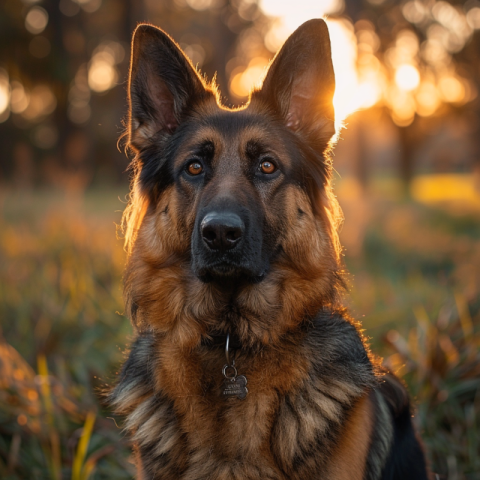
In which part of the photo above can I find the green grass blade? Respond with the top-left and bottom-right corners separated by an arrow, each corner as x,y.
71,411 -> 96,480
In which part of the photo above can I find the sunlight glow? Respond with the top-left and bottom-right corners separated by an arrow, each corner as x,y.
260,0 -> 344,32
238,0 -> 476,125
438,76 -> 465,103
0,71 -> 10,117
467,7 -> 480,29
356,81 -> 381,109
186,0 -> 214,11
389,87 -> 416,126
402,1 -> 426,24
87,42 -> 124,93
256,2 -> 389,122
21,85 -> 56,120
25,7 -> 48,35
75,0 -> 102,13
328,19 -> 363,123
258,8 -> 371,123
395,64 -> 420,91
415,81 -> 440,117
88,56 -> 117,92
260,0 -> 344,53
230,57 -> 269,98
10,81 -> 29,114
231,2 -> 368,124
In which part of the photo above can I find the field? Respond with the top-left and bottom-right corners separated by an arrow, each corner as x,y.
0,182 -> 479,479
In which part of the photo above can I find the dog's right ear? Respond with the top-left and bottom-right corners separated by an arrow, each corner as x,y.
128,24 -> 210,151
254,19 -> 336,148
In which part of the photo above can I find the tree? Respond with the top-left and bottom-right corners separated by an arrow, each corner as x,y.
344,0 -> 480,190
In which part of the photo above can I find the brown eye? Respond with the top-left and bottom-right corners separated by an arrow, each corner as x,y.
260,160 -> 276,174
187,161 -> 203,176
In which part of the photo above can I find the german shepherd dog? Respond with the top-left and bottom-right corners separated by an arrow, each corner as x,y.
110,19 -> 431,480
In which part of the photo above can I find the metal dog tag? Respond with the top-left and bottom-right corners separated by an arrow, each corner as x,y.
222,364 -> 248,400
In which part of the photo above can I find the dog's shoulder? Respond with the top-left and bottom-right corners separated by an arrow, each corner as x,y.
109,330 -> 158,415
306,307 -> 378,388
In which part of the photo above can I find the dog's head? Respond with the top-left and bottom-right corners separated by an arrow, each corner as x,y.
123,19 -> 344,347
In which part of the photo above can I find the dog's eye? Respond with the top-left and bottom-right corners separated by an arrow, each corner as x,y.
259,160 -> 276,174
187,161 -> 203,176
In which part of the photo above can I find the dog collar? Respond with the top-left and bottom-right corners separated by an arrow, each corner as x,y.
201,332 -> 242,350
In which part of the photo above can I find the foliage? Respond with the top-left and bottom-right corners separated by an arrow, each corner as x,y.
384,298 -> 480,479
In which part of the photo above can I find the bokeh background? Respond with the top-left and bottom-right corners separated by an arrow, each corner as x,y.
1,0 -> 479,478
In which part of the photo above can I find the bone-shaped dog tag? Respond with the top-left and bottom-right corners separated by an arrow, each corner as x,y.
223,375 -> 248,400
222,364 -> 248,400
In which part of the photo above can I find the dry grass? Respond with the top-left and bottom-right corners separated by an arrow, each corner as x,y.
0,189 -> 133,479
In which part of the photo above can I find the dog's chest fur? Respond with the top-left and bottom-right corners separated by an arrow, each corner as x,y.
110,309 -> 387,480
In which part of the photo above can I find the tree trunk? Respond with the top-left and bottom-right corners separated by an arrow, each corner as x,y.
397,122 -> 416,197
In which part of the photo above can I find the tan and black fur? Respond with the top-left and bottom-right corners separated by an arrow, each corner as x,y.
109,19 -> 431,480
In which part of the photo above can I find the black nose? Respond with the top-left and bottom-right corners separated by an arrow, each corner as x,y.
201,212 -> 244,251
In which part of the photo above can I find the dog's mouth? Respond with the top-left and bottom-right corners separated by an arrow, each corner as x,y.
196,262 -> 266,284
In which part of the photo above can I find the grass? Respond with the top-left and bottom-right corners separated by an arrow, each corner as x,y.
0,184 -> 479,479
0,188 -> 133,479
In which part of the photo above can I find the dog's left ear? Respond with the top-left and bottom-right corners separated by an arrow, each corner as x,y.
255,19 -> 336,145
127,24 -> 211,151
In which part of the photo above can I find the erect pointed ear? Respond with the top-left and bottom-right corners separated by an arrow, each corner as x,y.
128,24 -> 211,151
254,19 -> 336,146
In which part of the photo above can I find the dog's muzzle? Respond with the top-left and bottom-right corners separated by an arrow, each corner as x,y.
191,207 -> 265,281
201,212 -> 245,252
